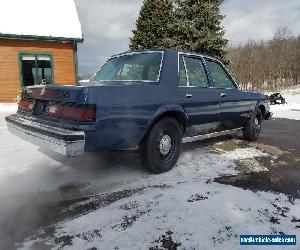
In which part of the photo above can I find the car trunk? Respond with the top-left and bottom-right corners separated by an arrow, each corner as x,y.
17,84 -> 97,126
22,84 -> 88,104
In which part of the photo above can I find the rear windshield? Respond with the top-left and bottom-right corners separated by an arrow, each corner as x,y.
91,52 -> 163,83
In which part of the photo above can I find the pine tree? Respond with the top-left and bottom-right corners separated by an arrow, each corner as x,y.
170,0 -> 228,63
129,0 -> 174,50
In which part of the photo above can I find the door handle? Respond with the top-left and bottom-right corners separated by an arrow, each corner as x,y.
220,93 -> 226,98
186,93 -> 193,98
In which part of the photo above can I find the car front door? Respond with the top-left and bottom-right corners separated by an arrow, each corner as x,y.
204,58 -> 251,130
178,54 -> 220,137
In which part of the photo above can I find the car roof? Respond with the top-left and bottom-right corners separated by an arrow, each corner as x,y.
112,48 -> 217,61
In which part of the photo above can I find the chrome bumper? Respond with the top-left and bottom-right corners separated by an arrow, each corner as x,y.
5,114 -> 85,157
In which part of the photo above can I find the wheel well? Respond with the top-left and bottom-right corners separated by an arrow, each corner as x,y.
158,111 -> 187,133
139,111 -> 187,145
148,111 -> 187,135
258,105 -> 266,117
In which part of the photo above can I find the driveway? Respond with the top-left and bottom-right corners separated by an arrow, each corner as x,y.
0,111 -> 299,250
216,119 -> 300,198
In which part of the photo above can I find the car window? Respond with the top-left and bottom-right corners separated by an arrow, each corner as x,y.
117,64 -> 144,80
205,60 -> 235,89
179,56 -> 187,86
178,56 -> 208,87
92,52 -> 163,82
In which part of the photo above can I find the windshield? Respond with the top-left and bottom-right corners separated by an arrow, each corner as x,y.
91,52 -> 163,83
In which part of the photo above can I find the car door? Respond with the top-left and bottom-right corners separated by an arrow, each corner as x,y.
204,58 -> 251,130
178,54 -> 220,137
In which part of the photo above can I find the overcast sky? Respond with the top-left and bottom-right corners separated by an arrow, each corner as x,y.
74,0 -> 300,75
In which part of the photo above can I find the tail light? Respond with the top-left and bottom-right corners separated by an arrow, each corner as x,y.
47,104 -> 95,122
18,99 -> 35,112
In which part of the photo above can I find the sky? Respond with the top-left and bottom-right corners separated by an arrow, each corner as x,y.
74,0 -> 300,76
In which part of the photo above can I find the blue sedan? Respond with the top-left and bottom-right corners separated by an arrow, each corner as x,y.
5,49 -> 271,173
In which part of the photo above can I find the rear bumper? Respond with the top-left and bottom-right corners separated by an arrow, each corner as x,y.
5,114 -> 85,157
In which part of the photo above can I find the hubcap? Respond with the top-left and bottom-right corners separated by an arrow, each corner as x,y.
159,134 -> 172,156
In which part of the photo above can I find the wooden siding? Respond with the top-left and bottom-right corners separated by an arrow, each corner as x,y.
0,39 -> 76,102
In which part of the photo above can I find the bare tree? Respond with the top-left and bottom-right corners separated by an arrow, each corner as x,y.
228,27 -> 300,92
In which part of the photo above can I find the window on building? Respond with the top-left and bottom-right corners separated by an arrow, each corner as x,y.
20,54 -> 53,86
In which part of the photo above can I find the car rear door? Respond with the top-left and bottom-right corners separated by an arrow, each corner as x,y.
178,54 -> 220,137
204,58 -> 251,130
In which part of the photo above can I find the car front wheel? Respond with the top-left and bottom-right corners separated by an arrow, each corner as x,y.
243,108 -> 262,141
139,117 -> 183,174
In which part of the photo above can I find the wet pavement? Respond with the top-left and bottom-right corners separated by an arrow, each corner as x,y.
0,119 -> 300,249
215,119 -> 300,199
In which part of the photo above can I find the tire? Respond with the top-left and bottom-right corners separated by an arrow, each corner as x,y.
139,117 -> 183,174
243,108 -> 262,141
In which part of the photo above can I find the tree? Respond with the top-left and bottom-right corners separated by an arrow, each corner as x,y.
228,27 -> 300,92
169,0 -> 228,63
129,0 -> 175,50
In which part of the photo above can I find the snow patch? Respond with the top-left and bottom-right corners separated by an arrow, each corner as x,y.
0,0 -> 82,39
0,103 -> 17,113
270,88 -> 300,120
22,179 -> 300,250
224,148 -> 269,160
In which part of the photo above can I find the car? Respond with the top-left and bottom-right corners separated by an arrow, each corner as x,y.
269,92 -> 286,105
5,49 -> 271,174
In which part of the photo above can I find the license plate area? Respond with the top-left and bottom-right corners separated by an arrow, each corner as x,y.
32,100 -> 49,116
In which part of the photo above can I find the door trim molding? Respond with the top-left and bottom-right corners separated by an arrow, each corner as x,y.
182,128 -> 243,143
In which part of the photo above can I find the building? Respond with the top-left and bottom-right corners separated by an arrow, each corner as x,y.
0,0 -> 83,102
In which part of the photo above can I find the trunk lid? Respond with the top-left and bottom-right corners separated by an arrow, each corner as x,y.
22,84 -> 88,103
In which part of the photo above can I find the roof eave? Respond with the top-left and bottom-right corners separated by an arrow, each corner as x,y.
0,33 -> 84,43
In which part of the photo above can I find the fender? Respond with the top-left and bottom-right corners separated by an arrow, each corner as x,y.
140,104 -> 189,141
256,99 -> 267,117
246,99 -> 266,119
256,99 -> 266,108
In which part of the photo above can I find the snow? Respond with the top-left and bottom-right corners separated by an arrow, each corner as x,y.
0,106 -> 299,249
47,186 -> 299,250
0,103 -> 17,113
0,0 -> 82,40
270,86 -> 300,120
219,147 -> 269,160
20,147 -> 299,250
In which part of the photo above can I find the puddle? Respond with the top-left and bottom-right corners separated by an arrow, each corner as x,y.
248,142 -> 291,156
215,170 -> 300,199
211,137 -> 300,199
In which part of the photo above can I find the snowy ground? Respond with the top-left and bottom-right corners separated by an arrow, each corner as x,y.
270,86 -> 300,120
0,104 -> 299,250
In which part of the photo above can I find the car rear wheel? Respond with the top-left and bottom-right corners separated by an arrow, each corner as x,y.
243,109 -> 262,141
139,117 -> 183,174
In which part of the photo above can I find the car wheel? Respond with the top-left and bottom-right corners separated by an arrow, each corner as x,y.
243,108 -> 262,141
139,117 -> 183,174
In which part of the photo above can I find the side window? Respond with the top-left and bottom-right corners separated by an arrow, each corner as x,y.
117,64 -> 143,80
178,56 -> 208,87
179,56 -> 187,86
205,60 -> 235,89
